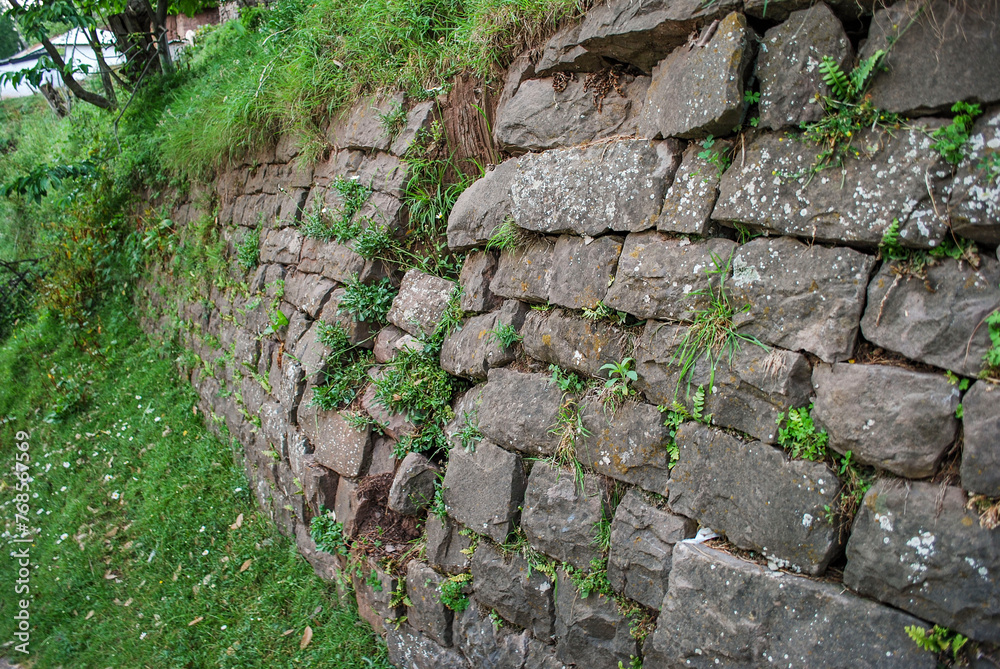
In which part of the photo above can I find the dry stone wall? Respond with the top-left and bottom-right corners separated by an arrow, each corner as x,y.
141,1 -> 1000,667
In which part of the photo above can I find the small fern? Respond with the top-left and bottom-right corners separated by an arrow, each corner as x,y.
819,56 -> 850,101
905,625 -> 969,659
690,385 -> 709,423
848,50 -> 885,98
819,50 -> 885,103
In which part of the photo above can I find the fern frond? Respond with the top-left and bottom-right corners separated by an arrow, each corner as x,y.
849,49 -> 885,99
819,56 -> 850,101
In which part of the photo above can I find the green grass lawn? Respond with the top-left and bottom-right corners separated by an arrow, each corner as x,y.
0,301 -> 390,668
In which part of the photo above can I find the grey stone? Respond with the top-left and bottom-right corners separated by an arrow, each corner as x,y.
373,324 -> 419,363
548,234 -> 624,311
713,125 -> 951,248
863,0 -> 1000,116
454,601 -> 531,669
458,251 -> 501,313
844,480 -> 1000,644
355,151 -> 410,199
576,0 -> 742,73
729,236 -> 875,363
361,369 -> 417,442
605,231 -> 738,321
259,227 -> 303,265
511,139 -> 682,236
670,423 -> 841,575
328,92 -> 403,152
744,0 -> 879,20
447,158 -> 519,252
949,106 -> 1000,245
333,477 -> 361,537
388,452 -> 441,515
352,556 -> 402,634
555,568 -> 638,668
520,308 -> 628,379
494,75 -> 649,153
657,140 -> 732,235
297,237 -> 367,284
635,321 -> 813,443
386,623 -> 469,669
607,489 -> 696,609
282,271 -> 336,318
298,395 -> 372,478
444,384 -> 485,451
291,322 -> 329,384
524,640 -> 565,669
426,515 -> 472,575
812,363 -> 960,478
390,100 -> 436,157
638,12 -> 755,139
443,440 -> 526,543
387,269 -> 457,338
441,300 -> 529,381
522,461 -> 606,570
961,381 -> 1000,496
578,400 -> 673,496
534,22 -> 608,76
756,3 -> 852,131
645,542 -> 937,669
294,522 -> 340,581
269,346 -> 305,422
860,256 -> 1000,376
476,368 -> 566,456
470,541 -> 556,639
489,239 -> 555,304
406,560 -> 455,647
320,287 -> 378,349
367,435 -> 398,476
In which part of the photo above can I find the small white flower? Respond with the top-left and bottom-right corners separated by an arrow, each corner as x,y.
199,526 -> 206,533
202,550 -> 209,556
135,395 -> 141,400
63,462 -> 70,468
111,491 -> 120,500
60,486 -> 67,492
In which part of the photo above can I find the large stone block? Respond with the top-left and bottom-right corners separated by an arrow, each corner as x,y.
578,400 -> 673,496
576,0 -> 742,73
297,237 -> 367,284
713,127 -> 950,248
471,542 -> 555,639
488,239 -> 554,305
425,515 -> 472,575
521,461 -> 605,570
670,423 -> 841,574
607,489 -> 696,609
812,363 -> 960,478
386,623 -> 469,669
844,480 -> 1000,644
548,234 -> 623,311
605,231 -> 738,321
860,256 -> 1000,377
948,106 -> 1000,246
756,3 -> 852,131
282,270 -> 336,319
534,22 -> 608,76
520,308 -> 628,379
657,140 -> 732,235
863,0 -> 1000,116
447,158 -> 518,252
327,92 -> 403,152
440,300 -> 528,382
388,452 -> 440,515
298,395 -> 372,478
494,76 -> 649,153
259,227 -> 303,265
454,601 -> 532,669
554,569 -> 638,668
387,269 -> 456,338
390,99 -> 436,157
443,440 -> 526,543
406,560 -> 455,647
511,139 -> 682,236
961,381 -> 1000,496
458,250 -> 501,313
730,236 -> 875,362
638,12 -> 755,139
645,542 -> 936,668
635,321 -> 813,443
477,368 -> 565,456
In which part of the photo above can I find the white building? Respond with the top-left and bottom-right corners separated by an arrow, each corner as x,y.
0,28 -> 124,99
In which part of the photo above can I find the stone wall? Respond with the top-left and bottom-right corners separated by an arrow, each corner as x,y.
141,1 -> 1000,667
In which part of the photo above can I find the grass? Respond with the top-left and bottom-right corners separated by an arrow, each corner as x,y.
0,304 -> 391,667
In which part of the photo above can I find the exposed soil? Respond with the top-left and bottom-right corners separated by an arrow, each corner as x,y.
351,472 -> 422,572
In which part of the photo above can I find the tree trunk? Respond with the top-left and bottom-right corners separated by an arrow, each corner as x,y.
86,28 -> 118,106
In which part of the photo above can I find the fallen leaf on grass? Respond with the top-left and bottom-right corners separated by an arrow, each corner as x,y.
188,616 -> 203,626
300,626 -> 312,650
85,610 -> 95,620
282,629 -> 295,636
230,513 -> 243,530
104,570 -> 119,580
240,559 -> 252,573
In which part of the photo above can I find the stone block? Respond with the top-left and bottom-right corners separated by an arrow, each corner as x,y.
605,231 -> 738,321
645,542 -> 936,668
520,308 -> 628,379
470,542 -> 555,639
282,270 -> 336,318
670,423 -> 841,575
521,461 -> 606,570
454,601 -> 532,669
388,452 -> 441,515
534,22 -> 608,76
298,397 -> 372,478
555,569 -> 639,668
440,300 -> 528,381
458,250 -> 501,313
390,99 -> 436,157
447,158 -> 518,252
578,400 -> 673,496
494,75 -> 649,153
713,126 -> 950,248
297,237 -> 367,284
950,106 -> 1000,245
607,489 -> 696,610
730,236 -> 875,363
961,381 -> 1000,496
443,440 -> 526,543
259,227 -> 303,265
812,363 -> 960,478
425,515 -> 471,575
477,368 -> 565,456
860,256 -> 1000,377
756,3 -> 852,131
863,0 -> 1000,116
351,556 -> 402,634
406,560 -> 455,647
844,480 -> 1000,644
387,269 -> 457,338
511,139 -> 682,236
489,239 -> 555,304
386,623 -> 469,669
327,92 -> 403,152
657,140 -> 732,235
548,234 -> 624,311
